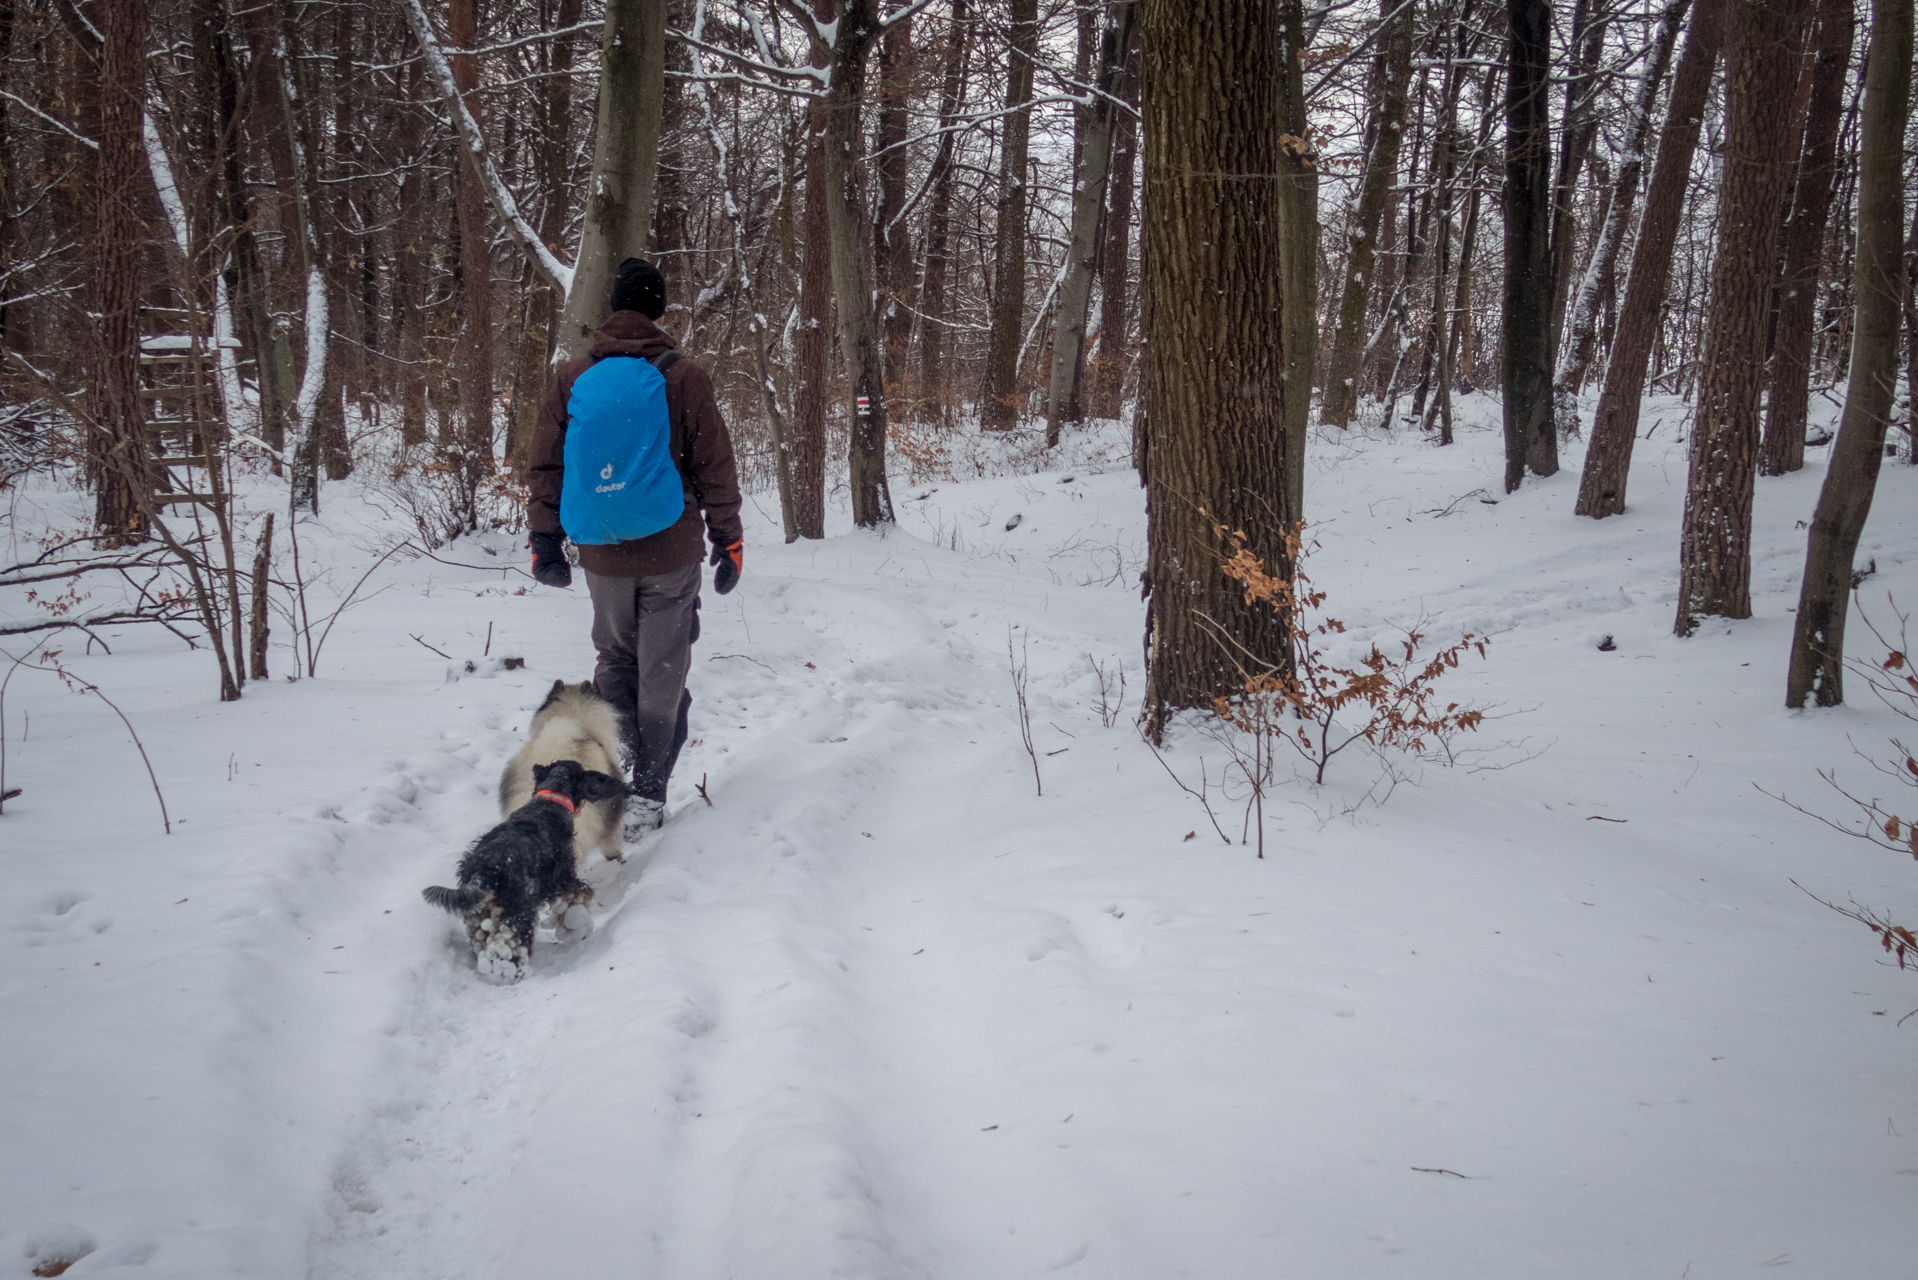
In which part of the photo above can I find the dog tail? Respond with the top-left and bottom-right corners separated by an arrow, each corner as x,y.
422,884 -> 485,914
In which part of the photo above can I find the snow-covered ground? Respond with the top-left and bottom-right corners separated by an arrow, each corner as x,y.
5,394 -> 1917,1278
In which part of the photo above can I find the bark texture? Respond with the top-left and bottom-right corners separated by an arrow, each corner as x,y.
1046,2 -> 1137,447
791,0 -> 833,539
1320,0 -> 1412,430
1675,0 -> 1815,634
1140,0 -> 1291,734
449,0 -> 493,503
1502,0 -> 1557,490
1758,0 -> 1853,475
1085,19 -> 1140,421
1575,0 -> 1727,517
917,0 -> 971,422
820,0 -> 893,525
1553,0 -> 1688,432
1785,0 -> 1911,705
1275,0 -> 1317,520
874,13 -> 914,399
92,0 -> 151,542
555,0 -> 666,362
981,0 -> 1037,431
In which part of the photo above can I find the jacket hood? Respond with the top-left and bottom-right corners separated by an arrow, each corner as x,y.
590,311 -> 676,361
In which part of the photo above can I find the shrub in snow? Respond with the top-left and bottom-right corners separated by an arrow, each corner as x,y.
1777,600 -> 1918,972
1208,520 -> 1490,788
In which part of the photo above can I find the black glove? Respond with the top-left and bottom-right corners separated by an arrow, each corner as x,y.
710,539 -> 742,596
529,531 -> 572,589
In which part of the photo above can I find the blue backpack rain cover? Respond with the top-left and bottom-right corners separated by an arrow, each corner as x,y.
560,351 -> 687,545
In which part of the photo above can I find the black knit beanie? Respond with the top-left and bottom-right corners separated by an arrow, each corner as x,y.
610,257 -> 666,319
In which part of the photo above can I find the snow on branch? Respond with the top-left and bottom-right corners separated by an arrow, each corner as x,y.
668,23 -> 826,86
398,0 -> 576,296
880,0 -> 942,29
1,90 -> 97,149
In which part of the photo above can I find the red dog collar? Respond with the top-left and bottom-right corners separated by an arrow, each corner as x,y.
534,789 -> 577,814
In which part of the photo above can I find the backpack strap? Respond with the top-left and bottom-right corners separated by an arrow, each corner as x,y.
646,349 -> 693,507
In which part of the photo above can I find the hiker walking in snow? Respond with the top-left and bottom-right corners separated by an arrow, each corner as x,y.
525,258 -> 744,839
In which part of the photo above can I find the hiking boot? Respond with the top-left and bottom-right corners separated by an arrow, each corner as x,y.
622,796 -> 665,842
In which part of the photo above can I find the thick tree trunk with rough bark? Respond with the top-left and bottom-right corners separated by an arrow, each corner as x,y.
1675,0 -> 1815,634
1503,0 -> 1556,490
792,2 -> 834,539
92,0 -> 150,542
1321,0 -> 1412,430
1786,0 -> 1911,705
1140,0 -> 1291,736
1759,0 -> 1853,475
981,0 -> 1037,431
1047,2 -> 1137,448
555,0 -> 666,362
1575,0 -> 1726,517
820,0 -> 893,526
1553,0 -> 1687,434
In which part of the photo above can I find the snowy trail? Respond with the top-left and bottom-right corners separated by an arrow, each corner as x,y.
309,538 -> 1110,1278
10,406 -> 1918,1277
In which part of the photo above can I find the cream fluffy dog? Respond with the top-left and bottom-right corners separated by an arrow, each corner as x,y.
500,680 -> 625,865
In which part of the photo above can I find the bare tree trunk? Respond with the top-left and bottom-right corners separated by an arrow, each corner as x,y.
1905,201 -> 1918,456
981,0 -> 1037,431
1276,0 -> 1317,519
92,0 -> 150,543
249,512 -> 274,680
395,55 -> 428,449
1759,0 -> 1853,475
1675,0 -> 1815,635
1503,0 -> 1557,489
1140,0 -> 1291,735
1553,0 -> 1687,435
917,0 -> 971,423
819,0 -> 893,526
208,9 -> 283,462
1047,2 -> 1137,448
1545,0 -> 1604,375
1786,0 -> 1911,704
1575,0 -> 1726,517
1418,10 -> 1463,447
1321,0 -> 1413,429
554,0 -> 666,362
874,9 -> 914,402
792,19 -> 832,540
448,0 -> 491,521
1086,17 -> 1139,421
508,0 -> 581,469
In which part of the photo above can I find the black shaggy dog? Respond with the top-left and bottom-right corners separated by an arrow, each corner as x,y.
424,758 -> 627,983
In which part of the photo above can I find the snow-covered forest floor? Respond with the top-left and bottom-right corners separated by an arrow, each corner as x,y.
5,392 -> 1917,1278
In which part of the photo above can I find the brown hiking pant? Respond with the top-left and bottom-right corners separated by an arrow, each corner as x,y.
584,561 -> 700,803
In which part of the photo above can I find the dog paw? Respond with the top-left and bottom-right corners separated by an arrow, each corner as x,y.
475,943 -> 528,984
557,903 -> 593,941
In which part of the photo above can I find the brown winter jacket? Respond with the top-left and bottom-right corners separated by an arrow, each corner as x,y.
528,311 -> 743,578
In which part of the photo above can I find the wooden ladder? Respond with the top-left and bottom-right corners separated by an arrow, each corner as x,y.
138,312 -> 233,515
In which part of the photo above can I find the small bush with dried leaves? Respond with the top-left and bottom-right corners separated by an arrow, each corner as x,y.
1209,521 -> 1490,787
1772,599 -> 1918,973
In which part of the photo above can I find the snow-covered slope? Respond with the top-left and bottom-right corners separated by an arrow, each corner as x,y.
5,398 -> 1915,1278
